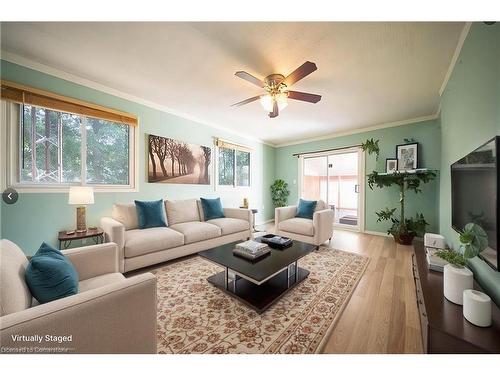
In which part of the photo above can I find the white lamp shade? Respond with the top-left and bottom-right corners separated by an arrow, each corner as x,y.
68,186 -> 94,205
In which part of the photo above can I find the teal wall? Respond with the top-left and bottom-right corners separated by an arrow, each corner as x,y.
0,60 -> 276,255
275,120 -> 441,233
439,23 -> 500,249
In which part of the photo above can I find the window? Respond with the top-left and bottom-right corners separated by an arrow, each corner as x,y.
216,140 -> 251,188
19,104 -> 133,187
1,80 -> 137,190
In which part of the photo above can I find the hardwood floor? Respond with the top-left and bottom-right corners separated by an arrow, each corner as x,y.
263,225 -> 423,353
318,229 -> 422,353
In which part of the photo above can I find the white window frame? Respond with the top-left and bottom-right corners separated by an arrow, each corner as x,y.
297,146 -> 365,233
215,144 -> 252,191
2,101 -> 138,193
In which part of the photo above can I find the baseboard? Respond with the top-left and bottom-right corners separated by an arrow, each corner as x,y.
255,219 -> 274,226
363,230 -> 391,238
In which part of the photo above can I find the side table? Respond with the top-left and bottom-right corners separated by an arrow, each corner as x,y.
240,207 -> 265,232
58,228 -> 105,250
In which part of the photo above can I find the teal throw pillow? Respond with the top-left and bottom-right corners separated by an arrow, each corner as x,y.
25,242 -> 79,304
295,199 -> 317,219
135,199 -> 168,229
200,197 -> 225,221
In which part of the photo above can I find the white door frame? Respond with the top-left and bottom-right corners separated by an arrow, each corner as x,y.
297,146 -> 365,232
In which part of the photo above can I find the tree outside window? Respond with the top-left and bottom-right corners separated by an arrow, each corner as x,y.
217,147 -> 250,187
20,104 -> 131,186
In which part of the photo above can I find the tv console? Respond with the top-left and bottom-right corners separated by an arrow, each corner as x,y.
412,239 -> 500,353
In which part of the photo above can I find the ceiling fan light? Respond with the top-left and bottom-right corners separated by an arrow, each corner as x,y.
260,94 -> 288,112
276,93 -> 288,110
260,94 -> 273,112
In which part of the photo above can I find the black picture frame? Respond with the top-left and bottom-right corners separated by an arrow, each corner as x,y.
385,158 -> 398,173
396,142 -> 418,170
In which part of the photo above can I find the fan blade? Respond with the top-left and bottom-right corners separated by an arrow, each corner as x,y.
287,90 -> 322,103
269,100 -> 279,118
235,71 -> 265,88
231,95 -> 262,107
283,61 -> 317,87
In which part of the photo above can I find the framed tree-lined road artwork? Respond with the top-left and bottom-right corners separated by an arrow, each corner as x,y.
148,134 -> 211,185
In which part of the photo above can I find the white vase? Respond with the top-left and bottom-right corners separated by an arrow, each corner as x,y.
463,289 -> 492,327
443,264 -> 473,305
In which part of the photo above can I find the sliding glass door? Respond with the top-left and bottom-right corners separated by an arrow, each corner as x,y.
300,147 -> 363,231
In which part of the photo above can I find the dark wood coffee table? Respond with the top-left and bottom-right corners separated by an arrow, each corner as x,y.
198,238 -> 315,314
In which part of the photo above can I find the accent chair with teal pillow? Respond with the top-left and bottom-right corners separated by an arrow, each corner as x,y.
25,242 -> 79,304
200,197 -> 225,220
296,199 -> 317,219
134,199 -> 168,229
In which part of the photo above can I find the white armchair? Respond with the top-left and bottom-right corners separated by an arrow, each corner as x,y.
0,239 -> 157,353
275,200 -> 334,248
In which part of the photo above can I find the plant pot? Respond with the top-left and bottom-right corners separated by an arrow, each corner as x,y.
443,264 -> 473,305
393,233 -> 415,245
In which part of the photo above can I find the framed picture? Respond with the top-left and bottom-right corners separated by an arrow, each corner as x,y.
396,142 -> 418,170
148,134 -> 212,185
385,158 -> 398,174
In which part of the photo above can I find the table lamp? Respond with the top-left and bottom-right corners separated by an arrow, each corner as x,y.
68,186 -> 94,232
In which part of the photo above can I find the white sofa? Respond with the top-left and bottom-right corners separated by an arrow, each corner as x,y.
275,200 -> 334,248
101,199 -> 252,273
0,240 -> 157,353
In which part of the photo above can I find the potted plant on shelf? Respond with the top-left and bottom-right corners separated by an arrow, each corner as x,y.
270,179 -> 290,208
367,170 -> 436,245
436,223 -> 488,305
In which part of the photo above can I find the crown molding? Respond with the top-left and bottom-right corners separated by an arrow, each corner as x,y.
439,22 -> 472,97
0,50 -> 276,147
274,113 -> 439,148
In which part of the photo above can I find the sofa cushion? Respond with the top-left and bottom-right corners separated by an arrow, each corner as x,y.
124,227 -> 184,258
278,218 -> 314,236
112,203 -> 139,230
165,199 -> 200,225
207,218 -> 250,235
0,239 -> 32,316
25,242 -> 79,304
197,200 -> 205,221
134,199 -> 168,229
169,222 -> 222,244
79,273 -> 125,293
296,199 -> 317,219
200,197 -> 225,221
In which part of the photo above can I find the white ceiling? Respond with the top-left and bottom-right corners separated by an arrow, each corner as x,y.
0,22 -> 464,146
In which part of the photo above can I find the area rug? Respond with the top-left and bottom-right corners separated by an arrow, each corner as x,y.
153,247 -> 369,354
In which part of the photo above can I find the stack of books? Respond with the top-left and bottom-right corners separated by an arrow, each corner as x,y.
233,240 -> 271,260
425,247 -> 448,272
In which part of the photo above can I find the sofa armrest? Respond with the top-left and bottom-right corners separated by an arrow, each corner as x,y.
0,273 -> 157,354
224,208 -> 252,222
275,205 -> 297,227
100,217 -> 125,272
313,209 -> 335,245
62,243 -> 119,281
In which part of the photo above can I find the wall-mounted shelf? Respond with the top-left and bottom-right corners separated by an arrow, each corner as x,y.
376,168 -> 437,176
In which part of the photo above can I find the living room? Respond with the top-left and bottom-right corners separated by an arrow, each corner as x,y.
1,1 -> 499,372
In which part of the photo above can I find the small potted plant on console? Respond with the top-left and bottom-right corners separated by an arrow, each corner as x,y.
436,223 -> 488,305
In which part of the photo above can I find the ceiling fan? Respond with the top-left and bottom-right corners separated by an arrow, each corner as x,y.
231,61 -> 322,118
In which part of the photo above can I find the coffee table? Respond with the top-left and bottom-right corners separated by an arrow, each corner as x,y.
198,238 -> 315,314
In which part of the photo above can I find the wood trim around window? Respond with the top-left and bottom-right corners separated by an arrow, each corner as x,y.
214,138 -> 253,153
0,80 -> 138,126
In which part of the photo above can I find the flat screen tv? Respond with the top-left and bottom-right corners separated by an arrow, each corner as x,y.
451,136 -> 499,270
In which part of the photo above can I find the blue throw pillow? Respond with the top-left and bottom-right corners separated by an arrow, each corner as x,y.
200,197 -> 225,221
25,242 -> 79,304
135,199 -> 168,229
295,199 -> 317,219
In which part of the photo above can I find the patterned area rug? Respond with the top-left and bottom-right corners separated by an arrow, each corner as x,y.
153,247 -> 369,354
